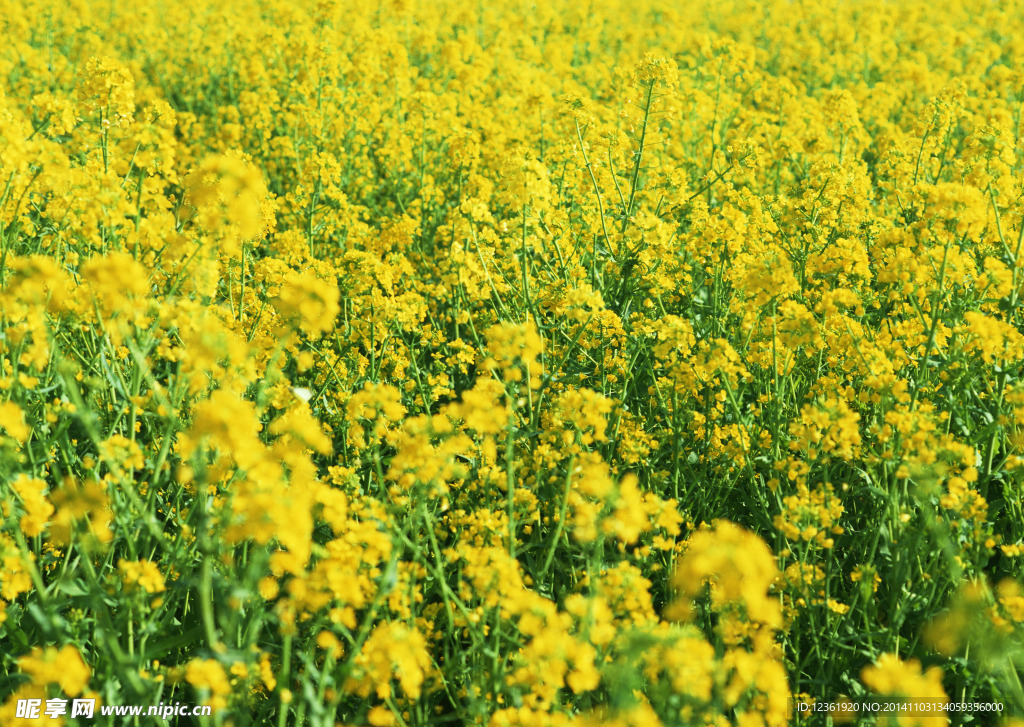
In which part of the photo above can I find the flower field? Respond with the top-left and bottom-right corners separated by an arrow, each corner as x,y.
3,0 -> 1024,724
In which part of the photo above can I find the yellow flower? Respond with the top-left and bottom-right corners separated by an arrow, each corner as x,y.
0,401 -> 30,443
185,658 -> 231,710
80,252 -> 151,320
631,54 -> 680,90
345,622 -> 433,700
268,403 -> 333,455
9,474 -> 54,537
77,56 -> 135,126
445,377 -> 509,435
179,388 -> 264,471
861,653 -> 948,727
668,520 -> 782,631
484,321 -> 544,392
0,534 -> 33,600
19,645 -> 91,696
274,269 -> 340,338
118,559 -> 167,594
49,477 -> 113,546
316,630 -> 342,655
773,481 -> 844,548
789,397 -> 862,461
183,152 -> 276,254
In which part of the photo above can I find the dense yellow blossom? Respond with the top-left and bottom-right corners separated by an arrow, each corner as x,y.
18,645 -> 91,696
2,0 -> 1024,723
861,654 -> 949,727
0,401 -> 30,443
118,559 -> 167,594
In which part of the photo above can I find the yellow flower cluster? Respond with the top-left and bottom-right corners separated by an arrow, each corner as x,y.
2,0 -> 1024,723
861,654 -> 949,727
